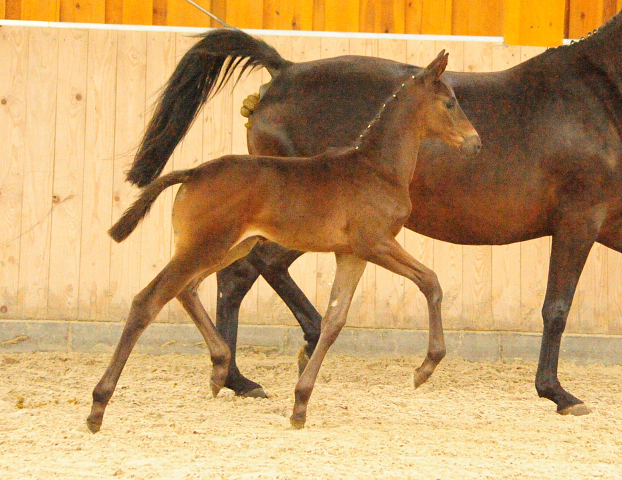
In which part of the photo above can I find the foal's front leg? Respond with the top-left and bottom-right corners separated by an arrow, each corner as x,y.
366,238 -> 445,388
290,253 -> 367,429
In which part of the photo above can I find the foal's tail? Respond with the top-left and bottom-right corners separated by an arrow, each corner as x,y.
109,170 -> 197,243
126,29 -> 291,188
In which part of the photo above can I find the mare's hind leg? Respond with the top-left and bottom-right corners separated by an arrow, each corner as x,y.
216,242 -> 322,396
364,238 -> 445,388
215,259 -> 266,397
536,215 -> 601,416
87,256 -> 204,433
290,254 -> 367,429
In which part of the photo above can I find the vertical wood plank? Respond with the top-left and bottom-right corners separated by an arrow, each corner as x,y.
60,0 -> 105,23
569,244 -> 608,334
226,0 -> 264,29
461,42 -> 493,330
568,0 -> 606,39
452,0 -> 502,36
608,250 -> 622,335
48,28 -> 88,319
324,0 -> 359,32
120,0 -> 153,25
165,0 -> 213,27
19,27 -> 59,319
108,30 -> 146,320
79,28 -> 117,321
405,0 -> 423,34
490,43 -> 521,331
141,31 -> 177,323
0,26 -> 28,320
421,0 -> 452,35
503,0 -> 565,46
20,0 -> 60,21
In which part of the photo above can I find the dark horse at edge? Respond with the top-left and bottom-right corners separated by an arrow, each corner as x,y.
126,12 -> 622,415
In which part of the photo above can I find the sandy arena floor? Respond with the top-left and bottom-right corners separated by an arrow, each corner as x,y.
1,348 -> 622,479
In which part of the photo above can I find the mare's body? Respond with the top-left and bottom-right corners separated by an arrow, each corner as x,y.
127,16 -> 622,415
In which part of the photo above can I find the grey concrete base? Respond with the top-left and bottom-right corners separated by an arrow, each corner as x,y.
2,319 -> 622,365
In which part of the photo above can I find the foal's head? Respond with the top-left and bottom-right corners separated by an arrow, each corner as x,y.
415,51 -> 481,156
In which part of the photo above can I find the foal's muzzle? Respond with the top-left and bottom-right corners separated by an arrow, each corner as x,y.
460,134 -> 482,156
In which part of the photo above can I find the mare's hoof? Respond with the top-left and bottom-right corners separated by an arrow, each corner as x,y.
297,347 -> 310,377
558,403 -> 591,416
290,413 -> 306,429
86,417 -> 101,434
237,387 -> 267,399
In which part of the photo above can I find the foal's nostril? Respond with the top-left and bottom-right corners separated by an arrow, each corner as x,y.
460,134 -> 482,156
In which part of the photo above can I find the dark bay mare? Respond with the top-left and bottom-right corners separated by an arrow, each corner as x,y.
126,12 -> 622,416
88,53 -> 480,432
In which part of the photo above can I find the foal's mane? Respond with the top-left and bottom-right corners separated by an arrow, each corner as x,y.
353,72 -> 419,151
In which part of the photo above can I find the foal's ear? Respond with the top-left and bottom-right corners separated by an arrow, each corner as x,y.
424,50 -> 449,82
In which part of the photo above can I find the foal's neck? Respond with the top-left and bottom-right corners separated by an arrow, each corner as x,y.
353,74 -> 425,188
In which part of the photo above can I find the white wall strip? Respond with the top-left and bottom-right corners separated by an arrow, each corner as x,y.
0,19 -> 504,43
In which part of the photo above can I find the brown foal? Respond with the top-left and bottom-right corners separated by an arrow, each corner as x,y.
86,51 -> 480,432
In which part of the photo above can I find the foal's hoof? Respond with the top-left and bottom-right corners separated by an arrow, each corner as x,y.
413,370 -> 430,389
558,403 -> 591,416
237,387 -> 268,399
290,412 -> 306,429
86,417 -> 101,434
210,379 -> 224,398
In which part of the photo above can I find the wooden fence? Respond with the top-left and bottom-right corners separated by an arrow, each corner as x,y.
0,24 -> 620,336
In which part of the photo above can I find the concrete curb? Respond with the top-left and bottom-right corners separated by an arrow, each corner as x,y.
1,320 -> 622,365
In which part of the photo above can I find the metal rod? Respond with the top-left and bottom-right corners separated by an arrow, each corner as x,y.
182,0 -> 235,29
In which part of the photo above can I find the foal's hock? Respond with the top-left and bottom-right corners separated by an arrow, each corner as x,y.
87,51 -> 479,433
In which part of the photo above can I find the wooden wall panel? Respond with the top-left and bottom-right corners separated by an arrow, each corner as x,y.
108,30 -> 146,320
226,0 -> 264,30
48,28 -> 88,319
19,28 -> 58,319
421,0 -> 452,35
504,0 -> 566,46
452,0 -> 502,36
0,26 -> 28,320
60,0 -> 105,23
78,29 -> 117,321
20,0 -> 60,21
6,25 -> 622,339
323,0 -> 359,32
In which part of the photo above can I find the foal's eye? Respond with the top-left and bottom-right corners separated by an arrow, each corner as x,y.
445,99 -> 456,109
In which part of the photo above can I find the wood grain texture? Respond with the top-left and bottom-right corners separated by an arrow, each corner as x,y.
78,28 -> 117,321
0,27 -> 28,320
108,30 -> 146,320
48,28 -> 88,319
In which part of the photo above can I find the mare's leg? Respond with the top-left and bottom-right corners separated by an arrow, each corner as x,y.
215,259 -> 265,397
87,256 -> 207,433
536,214 -> 600,415
215,242 -> 323,395
246,243 -> 322,368
290,253 -> 367,429
364,238 -> 445,388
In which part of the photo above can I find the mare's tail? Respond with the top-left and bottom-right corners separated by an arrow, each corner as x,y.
126,29 -> 291,188
110,170 -> 197,242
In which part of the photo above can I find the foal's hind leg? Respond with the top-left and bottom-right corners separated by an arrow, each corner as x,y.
87,256 -> 204,433
365,238 -> 445,388
290,253 -> 367,429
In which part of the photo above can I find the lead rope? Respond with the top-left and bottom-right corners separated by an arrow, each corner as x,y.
183,0 -> 236,29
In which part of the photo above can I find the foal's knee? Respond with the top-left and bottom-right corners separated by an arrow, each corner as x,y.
420,270 -> 442,305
